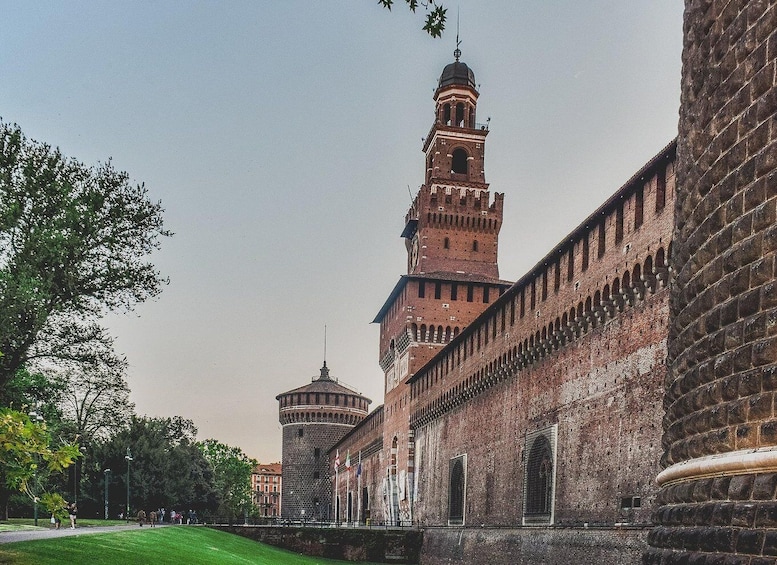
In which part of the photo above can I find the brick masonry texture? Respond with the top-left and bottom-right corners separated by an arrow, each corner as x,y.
647,0 -> 777,562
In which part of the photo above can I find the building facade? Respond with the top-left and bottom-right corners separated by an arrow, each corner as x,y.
325,54 -> 677,564
277,362 -> 370,522
251,462 -> 282,518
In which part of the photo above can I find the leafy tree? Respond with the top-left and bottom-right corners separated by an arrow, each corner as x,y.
0,121 -> 171,396
53,356 -> 134,445
378,0 -> 447,37
84,416 -> 216,519
198,439 -> 257,523
0,407 -> 80,518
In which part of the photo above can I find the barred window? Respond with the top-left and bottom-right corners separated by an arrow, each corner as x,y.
523,425 -> 557,525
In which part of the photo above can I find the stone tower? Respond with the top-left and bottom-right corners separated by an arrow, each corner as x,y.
373,52 -> 511,525
277,362 -> 370,521
647,1 -> 777,562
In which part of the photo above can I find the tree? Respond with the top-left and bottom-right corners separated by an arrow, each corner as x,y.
198,439 -> 257,523
0,408 -> 80,518
378,0 -> 447,38
84,416 -> 216,518
0,121 -> 171,395
53,356 -> 134,445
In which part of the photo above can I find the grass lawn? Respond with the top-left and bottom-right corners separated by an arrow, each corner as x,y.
0,526 -> 384,565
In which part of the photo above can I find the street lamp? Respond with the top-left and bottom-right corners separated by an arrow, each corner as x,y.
74,445 -> 86,505
103,469 -> 111,520
124,448 -> 133,523
28,408 -> 43,526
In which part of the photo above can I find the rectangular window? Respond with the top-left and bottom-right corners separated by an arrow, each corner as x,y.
616,205 -> 624,243
634,187 -> 644,229
567,249 -> 574,282
510,299 -> 515,325
451,283 -> 458,301
448,455 -> 466,526
483,286 -> 490,303
314,448 -> 320,458
598,222 -> 606,258
467,284 -> 474,302
434,282 -> 442,299
656,169 -> 666,211
554,260 -> 561,292
530,280 -> 536,310
298,428 -> 304,438
542,270 -> 548,301
582,235 -> 589,271
418,281 -> 425,298
520,290 -> 525,317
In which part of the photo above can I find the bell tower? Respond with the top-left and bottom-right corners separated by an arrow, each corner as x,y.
404,48 -> 502,278
373,52 -> 510,526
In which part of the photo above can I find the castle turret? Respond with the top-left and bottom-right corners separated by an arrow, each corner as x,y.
277,362 -> 370,521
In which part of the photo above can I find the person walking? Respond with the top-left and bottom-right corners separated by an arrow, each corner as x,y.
137,509 -> 146,527
67,503 -> 77,529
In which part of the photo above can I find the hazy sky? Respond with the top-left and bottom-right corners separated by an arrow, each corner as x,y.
0,1 -> 683,462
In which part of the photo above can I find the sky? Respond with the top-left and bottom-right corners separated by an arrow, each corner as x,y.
0,1 -> 683,462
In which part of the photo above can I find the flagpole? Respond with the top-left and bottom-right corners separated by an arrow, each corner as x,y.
357,451 -> 362,525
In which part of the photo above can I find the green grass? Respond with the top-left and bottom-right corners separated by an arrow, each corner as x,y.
0,526 -> 383,565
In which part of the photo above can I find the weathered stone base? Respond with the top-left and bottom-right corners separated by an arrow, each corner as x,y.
645,472 -> 777,564
420,526 -> 649,565
209,525 -> 422,563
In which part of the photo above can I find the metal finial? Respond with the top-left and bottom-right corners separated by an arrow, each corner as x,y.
454,6 -> 461,61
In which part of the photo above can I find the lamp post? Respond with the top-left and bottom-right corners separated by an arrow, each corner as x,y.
103,469 -> 111,520
74,445 -> 86,505
124,448 -> 133,523
28,408 -> 43,526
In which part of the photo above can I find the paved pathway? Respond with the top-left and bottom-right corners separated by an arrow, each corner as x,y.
0,523 -> 167,544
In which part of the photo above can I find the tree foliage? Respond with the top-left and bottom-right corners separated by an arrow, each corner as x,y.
198,439 -> 257,522
0,408 -> 80,514
378,0 -> 447,38
87,416 -> 216,517
53,356 -> 134,445
0,121 -> 171,394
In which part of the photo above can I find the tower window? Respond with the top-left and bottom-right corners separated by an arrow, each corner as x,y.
634,187 -> 644,229
452,148 -> 468,175
298,428 -> 304,438
483,287 -> 490,304
598,222 -> 606,258
616,205 -> 624,243
656,169 -> 666,212
467,284 -> 474,302
419,281 -> 425,298
434,282 -> 442,299
313,471 -> 320,480
472,240 -> 478,252
443,103 -> 451,125
314,448 -> 320,458
455,103 -> 465,127
444,237 -> 450,249
451,284 -> 458,301
582,235 -> 589,271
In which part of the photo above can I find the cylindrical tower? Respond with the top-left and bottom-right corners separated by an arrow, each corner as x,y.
647,1 -> 777,562
276,362 -> 370,522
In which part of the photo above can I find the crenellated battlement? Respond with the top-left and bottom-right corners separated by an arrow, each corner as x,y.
405,186 -> 503,226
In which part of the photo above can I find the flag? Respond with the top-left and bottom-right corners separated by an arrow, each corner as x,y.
356,462 -> 362,477
345,450 -> 351,472
335,449 -> 340,470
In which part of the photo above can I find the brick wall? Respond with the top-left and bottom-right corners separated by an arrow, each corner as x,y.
647,0 -> 777,562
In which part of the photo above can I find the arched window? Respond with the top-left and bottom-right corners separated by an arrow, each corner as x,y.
451,148 -> 468,174
455,103 -> 465,126
524,428 -> 556,524
449,456 -> 465,524
443,103 -> 451,125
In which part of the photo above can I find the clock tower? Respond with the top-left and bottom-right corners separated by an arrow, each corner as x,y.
373,52 -> 510,525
